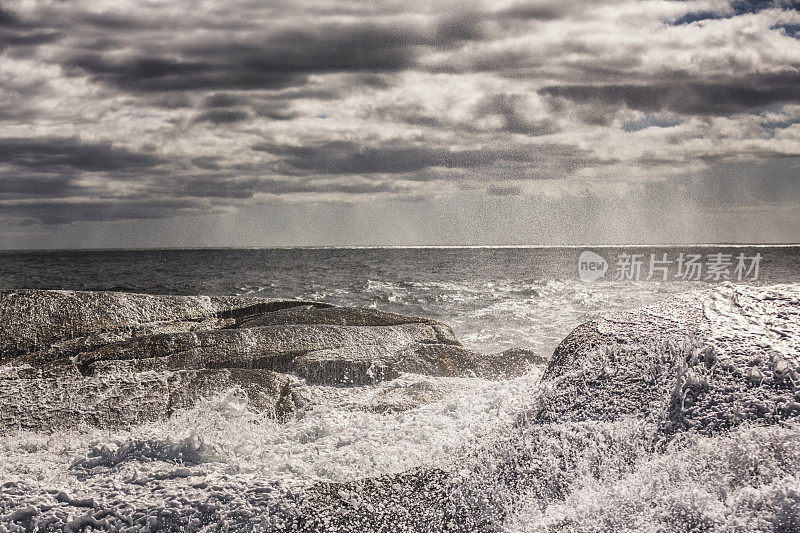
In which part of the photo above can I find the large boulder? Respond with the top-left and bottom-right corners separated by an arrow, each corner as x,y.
0,367 -> 295,431
527,282 -> 800,434
0,290 -> 286,359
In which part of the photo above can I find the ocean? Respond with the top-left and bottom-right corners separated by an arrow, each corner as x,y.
2,246 -> 798,357
1,246 -> 799,530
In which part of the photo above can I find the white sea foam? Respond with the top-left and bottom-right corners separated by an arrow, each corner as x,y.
505,422 -> 800,532
0,368 -> 543,523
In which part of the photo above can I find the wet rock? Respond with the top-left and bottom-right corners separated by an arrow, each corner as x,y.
291,344 -> 542,385
0,289 -> 320,361
290,467 -> 490,533
366,381 -> 450,413
71,322 -> 456,374
394,344 -> 544,379
0,368 -> 296,432
0,290 -> 536,430
531,283 -> 800,435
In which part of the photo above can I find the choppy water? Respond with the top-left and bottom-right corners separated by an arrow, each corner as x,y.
1,246 -> 799,530
2,246 -> 797,356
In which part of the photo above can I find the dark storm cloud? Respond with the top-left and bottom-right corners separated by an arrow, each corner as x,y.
492,0 -> 632,22
190,157 -> 223,170
254,139 -> 608,177
66,54 -> 301,92
0,7 -> 61,51
65,21 -> 431,93
541,75 -> 800,116
497,5 -> 569,20
254,107 -> 300,121
199,93 -> 299,121
0,137 -> 163,173
78,12 -> 154,31
193,109 -> 250,124
621,114 -> 683,132
253,140 -> 526,174
435,13 -> 486,43
494,1 -> 580,21
0,175 -> 81,197
203,93 -> 247,108
0,28 -> 61,49
168,176 -> 263,199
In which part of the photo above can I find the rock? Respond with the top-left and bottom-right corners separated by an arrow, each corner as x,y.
289,467 -> 490,532
366,381 -> 450,413
291,344 -> 542,385
70,322 -> 457,373
0,289 -> 323,361
0,367 -> 296,431
0,289 -> 537,430
530,283 -> 800,435
395,345 -> 543,379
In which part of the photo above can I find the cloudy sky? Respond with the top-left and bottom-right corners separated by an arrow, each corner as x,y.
1,0 -> 799,248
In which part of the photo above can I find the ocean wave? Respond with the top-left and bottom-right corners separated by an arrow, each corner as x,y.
505,422 -> 800,532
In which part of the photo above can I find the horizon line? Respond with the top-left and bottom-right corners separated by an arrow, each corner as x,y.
2,243 -> 799,252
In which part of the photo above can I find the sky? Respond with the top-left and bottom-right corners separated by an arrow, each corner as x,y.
0,0 -> 799,248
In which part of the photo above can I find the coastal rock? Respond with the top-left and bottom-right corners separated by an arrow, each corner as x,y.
0,289 -> 291,360
0,367 -> 295,431
66,323 -> 454,373
0,290 -> 537,431
289,344 -> 540,385
526,282 -> 800,434
365,380 -> 450,413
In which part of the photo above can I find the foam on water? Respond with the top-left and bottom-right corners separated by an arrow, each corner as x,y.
505,422 -> 800,532
0,367 -> 543,521
703,282 -> 800,361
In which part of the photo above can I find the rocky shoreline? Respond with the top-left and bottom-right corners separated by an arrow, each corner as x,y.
0,290 -> 540,432
1,284 -> 799,531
